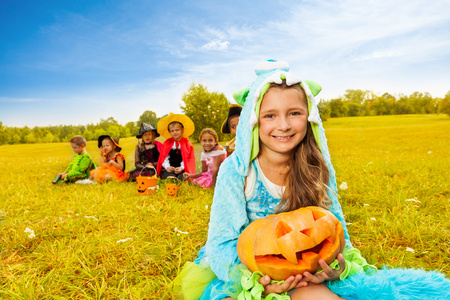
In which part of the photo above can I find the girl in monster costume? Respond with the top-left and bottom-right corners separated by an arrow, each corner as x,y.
174,60 -> 450,300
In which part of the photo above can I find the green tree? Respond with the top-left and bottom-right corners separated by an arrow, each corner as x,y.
0,122 -> 7,145
94,129 -> 107,138
438,91 -> 450,116
345,102 -> 362,116
137,111 -> 158,127
180,83 -> 230,140
99,117 -> 119,130
343,89 -> 369,104
328,98 -> 347,118
407,92 -> 436,114
12,134 -> 21,144
318,101 -> 331,121
394,95 -> 412,114
25,133 -> 36,143
43,132 -> 54,143
83,130 -> 94,141
125,121 -> 138,136
106,125 -> 121,138
120,127 -> 131,138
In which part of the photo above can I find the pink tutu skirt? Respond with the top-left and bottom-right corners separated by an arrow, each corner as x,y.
193,170 -> 213,188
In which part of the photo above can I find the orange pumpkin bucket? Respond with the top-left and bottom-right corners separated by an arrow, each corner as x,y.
165,176 -> 179,197
136,167 -> 158,196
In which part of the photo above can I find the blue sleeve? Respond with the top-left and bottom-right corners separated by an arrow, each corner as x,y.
205,158 -> 249,284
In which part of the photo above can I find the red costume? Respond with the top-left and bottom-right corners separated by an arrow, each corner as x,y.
156,137 -> 196,176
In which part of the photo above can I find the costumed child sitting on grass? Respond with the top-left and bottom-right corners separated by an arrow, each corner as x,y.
221,104 -> 242,157
220,104 -> 242,157
184,128 -> 226,188
156,113 -> 196,180
54,135 -> 96,184
173,60 -> 450,300
128,123 -> 162,181
89,135 -> 128,183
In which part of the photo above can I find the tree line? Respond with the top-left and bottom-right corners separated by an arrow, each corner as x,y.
318,90 -> 450,120
0,111 -> 163,146
0,83 -> 231,146
1,85 -> 449,146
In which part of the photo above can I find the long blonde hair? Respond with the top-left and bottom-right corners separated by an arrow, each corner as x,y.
263,81 -> 331,211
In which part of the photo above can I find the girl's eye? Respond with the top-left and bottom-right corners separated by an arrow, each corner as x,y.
290,111 -> 301,116
263,114 -> 275,119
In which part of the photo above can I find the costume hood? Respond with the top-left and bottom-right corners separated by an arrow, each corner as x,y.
231,60 -> 338,200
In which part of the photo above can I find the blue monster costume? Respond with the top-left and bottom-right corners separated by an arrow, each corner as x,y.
174,60 -> 450,300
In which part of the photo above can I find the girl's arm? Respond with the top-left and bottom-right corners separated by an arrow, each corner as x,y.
100,155 -> 107,164
184,161 -> 206,179
134,147 -> 144,168
201,159 -> 208,172
108,155 -> 124,170
205,160 -> 249,286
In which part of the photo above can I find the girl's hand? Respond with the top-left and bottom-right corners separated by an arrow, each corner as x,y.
174,167 -> 183,174
166,166 -> 174,173
302,253 -> 346,284
145,163 -> 153,167
259,274 -> 307,295
183,173 -> 191,179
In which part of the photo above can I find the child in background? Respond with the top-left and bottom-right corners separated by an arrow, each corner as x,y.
184,128 -> 226,188
156,113 -> 195,180
54,135 -> 96,184
89,135 -> 128,183
221,104 -> 242,157
128,123 -> 162,181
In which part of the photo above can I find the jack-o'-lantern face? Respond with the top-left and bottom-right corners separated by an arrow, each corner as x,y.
166,183 -> 178,197
237,206 -> 345,280
136,176 -> 158,196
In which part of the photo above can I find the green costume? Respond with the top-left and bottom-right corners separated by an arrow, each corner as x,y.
62,153 -> 96,183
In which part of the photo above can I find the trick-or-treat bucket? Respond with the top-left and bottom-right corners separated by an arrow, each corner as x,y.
165,176 -> 179,197
136,166 -> 158,196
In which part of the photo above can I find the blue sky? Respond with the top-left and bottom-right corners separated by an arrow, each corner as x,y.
1,0 -> 449,127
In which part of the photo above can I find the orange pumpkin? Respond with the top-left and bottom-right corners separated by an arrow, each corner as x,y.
237,206 -> 345,280
165,176 -> 179,197
136,176 -> 158,196
136,167 -> 158,196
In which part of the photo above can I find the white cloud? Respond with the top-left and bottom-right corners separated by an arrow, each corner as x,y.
201,40 -> 230,50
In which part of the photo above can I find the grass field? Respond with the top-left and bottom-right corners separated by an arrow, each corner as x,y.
0,114 -> 449,299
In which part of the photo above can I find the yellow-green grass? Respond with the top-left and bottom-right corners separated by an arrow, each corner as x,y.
0,114 -> 449,299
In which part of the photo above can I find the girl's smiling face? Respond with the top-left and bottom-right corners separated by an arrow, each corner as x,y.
142,131 -> 155,143
258,86 -> 308,158
101,138 -> 115,155
200,132 -> 216,152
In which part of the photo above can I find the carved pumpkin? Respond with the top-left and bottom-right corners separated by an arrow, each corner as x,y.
165,177 -> 179,197
136,167 -> 158,196
237,206 -> 345,280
